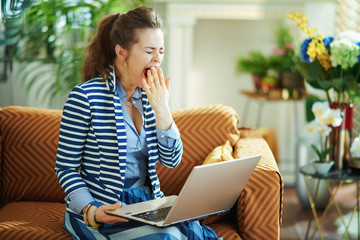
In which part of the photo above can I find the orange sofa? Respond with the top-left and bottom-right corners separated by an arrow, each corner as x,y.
0,105 -> 283,239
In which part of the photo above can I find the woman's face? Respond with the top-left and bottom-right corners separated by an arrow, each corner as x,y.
121,28 -> 164,87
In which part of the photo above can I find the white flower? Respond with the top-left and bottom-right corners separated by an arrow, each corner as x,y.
305,120 -> 332,137
312,101 -> 329,119
306,120 -> 318,132
351,136 -> 360,158
317,124 -> 332,137
319,108 -> 342,127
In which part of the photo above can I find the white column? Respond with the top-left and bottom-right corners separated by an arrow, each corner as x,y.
166,14 -> 196,110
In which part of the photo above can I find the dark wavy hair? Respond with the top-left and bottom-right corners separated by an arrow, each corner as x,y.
81,6 -> 163,82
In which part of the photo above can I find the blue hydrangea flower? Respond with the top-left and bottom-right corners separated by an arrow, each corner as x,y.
300,38 -> 312,63
323,37 -> 334,50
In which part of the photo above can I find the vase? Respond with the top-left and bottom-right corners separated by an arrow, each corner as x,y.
281,72 -> 305,97
251,74 -> 280,94
312,160 -> 334,175
327,103 -> 354,170
251,74 -> 262,93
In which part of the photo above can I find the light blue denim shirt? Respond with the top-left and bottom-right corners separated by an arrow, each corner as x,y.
116,80 -> 180,179
67,79 -> 180,214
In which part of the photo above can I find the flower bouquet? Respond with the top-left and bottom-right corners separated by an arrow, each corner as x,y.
288,12 -> 360,170
287,12 -> 360,105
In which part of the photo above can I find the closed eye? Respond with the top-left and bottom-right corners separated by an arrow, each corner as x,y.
145,47 -> 164,55
146,51 -> 164,55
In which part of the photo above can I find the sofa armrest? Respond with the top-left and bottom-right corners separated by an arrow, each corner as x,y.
234,138 -> 283,240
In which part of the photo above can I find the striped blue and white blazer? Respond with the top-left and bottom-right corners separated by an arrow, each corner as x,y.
55,66 -> 183,216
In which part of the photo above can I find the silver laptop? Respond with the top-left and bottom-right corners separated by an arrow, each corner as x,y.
107,154 -> 261,227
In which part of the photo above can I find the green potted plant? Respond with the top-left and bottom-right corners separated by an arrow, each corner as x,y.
268,21 -> 304,94
1,0 -> 150,106
236,51 -> 279,93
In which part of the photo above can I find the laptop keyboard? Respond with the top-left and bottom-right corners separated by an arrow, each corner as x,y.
133,206 -> 172,222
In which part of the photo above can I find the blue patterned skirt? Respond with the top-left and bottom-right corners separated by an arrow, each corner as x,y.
64,180 -> 220,240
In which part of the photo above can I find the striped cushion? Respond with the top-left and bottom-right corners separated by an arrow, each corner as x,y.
0,201 -> 71,239
0,106 -> 65,202
234,137 -> 283,240
157,104 -> 240,196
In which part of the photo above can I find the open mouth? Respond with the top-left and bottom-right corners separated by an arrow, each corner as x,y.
144,66 -> 159,78
144,68 -> 151,78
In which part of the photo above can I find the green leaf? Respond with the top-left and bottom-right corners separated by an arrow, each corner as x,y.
328,77 -> 345,92
321,146 -> 333,160
236,51 -> 269,76
311,144 -> 323,161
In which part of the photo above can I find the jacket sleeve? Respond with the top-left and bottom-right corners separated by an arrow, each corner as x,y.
157,121 -> 183,169
55,86 -> 92,197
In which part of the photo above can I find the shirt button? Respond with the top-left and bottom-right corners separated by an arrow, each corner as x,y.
134,164 -> 138,168
138,147 -> 141,150
132,100 -> 136,105
161,135 -> 165,138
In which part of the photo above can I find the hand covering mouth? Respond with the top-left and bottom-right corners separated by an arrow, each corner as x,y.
144,66 -> 159,78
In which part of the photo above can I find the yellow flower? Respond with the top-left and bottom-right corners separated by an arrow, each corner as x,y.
287,12 -> 315,38
305,34 -> 332,70
310,27 -> 317,36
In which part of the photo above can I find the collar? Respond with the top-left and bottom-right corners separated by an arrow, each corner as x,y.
108,65 -> 116,93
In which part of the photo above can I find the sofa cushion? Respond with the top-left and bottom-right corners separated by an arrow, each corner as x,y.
0,201 -> 71,240
0,106 -> 65,202
202,140 -> 234,165
157,104 -> 240,196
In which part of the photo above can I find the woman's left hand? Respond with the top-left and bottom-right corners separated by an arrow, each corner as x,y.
142,67 -> 173,131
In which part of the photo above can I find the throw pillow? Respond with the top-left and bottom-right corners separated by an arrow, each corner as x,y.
202,140 -> 234,165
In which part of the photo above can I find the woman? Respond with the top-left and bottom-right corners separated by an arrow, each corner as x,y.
55,6 -> 220,240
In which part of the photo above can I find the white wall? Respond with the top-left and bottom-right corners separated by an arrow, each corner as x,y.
155,0 -> 336,184
192,18 -> 278,121
191,18 -> 305,183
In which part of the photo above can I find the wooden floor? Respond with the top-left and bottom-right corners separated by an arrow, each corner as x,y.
280,183 -> 359,240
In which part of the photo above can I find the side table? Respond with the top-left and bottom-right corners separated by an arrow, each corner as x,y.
241,90 -> 308,184
299,164 -> 360,240
240,90 -> 307,128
